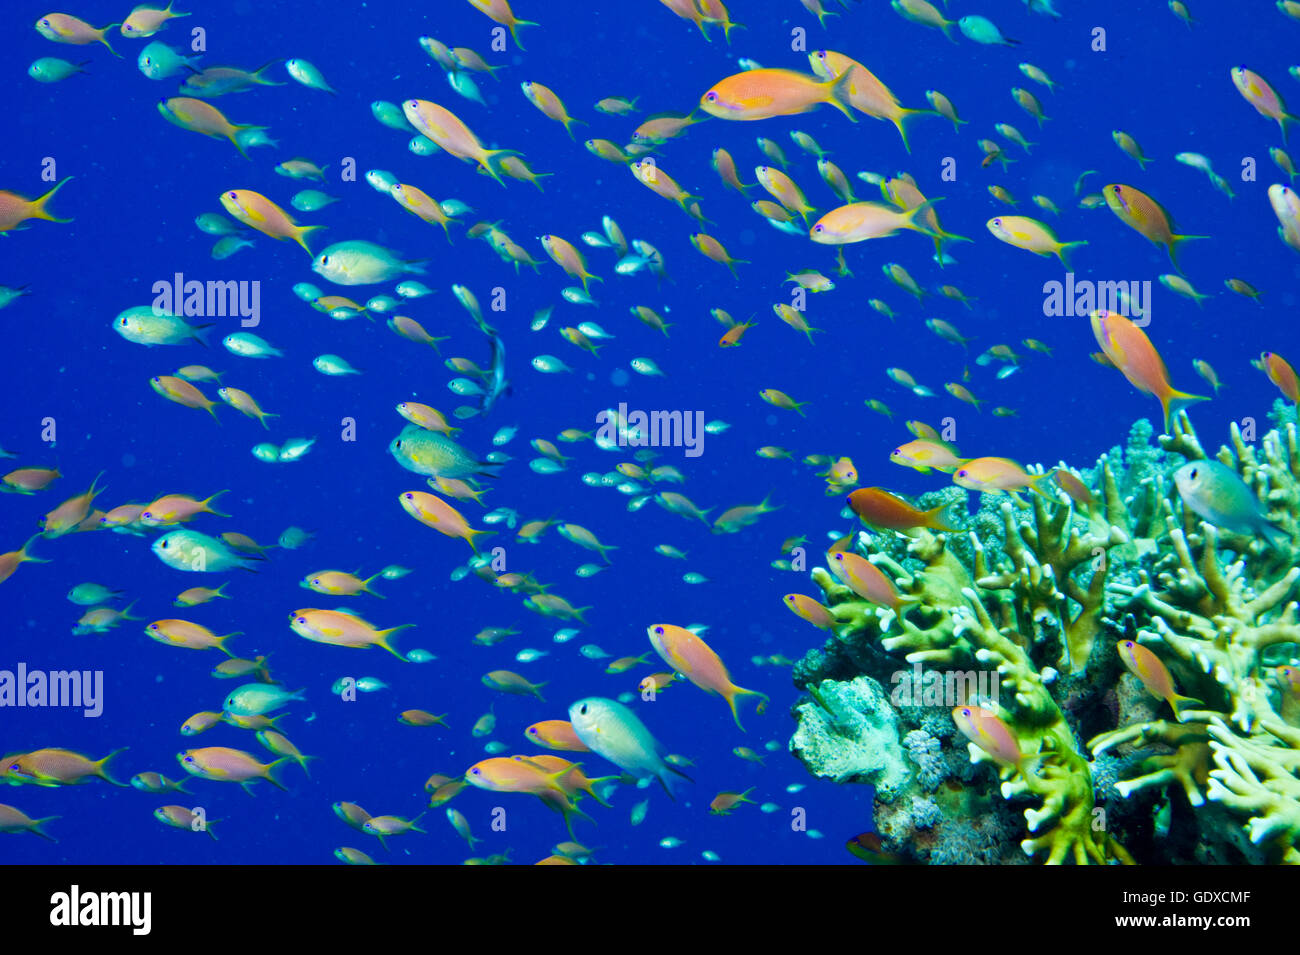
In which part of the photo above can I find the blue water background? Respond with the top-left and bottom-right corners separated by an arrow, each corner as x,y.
2,0 -> 1296,864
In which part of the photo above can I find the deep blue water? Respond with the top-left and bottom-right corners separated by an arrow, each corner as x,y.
2,0 -> 1296,865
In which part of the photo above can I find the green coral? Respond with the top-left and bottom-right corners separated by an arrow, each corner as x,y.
790,412 -> 1300,865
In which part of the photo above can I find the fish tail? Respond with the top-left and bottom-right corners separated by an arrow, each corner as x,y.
98,26 -> 122,58
33,176 -> 75,223
96,747 -> 130,787
203,400 -> 222,424
794,400 -> 810,417
264,757 -> 291,791
902,197 -> 945,238
726,685 -> 770,732
480,148 -> 523,187
376,624 -> 415,660
294,223 -> 325,256
509,19 -> 540,50
924,503 -> 960,533
1169,693 -> 1203,722
720,17 -> 746,43
251,59 -> 286,85
1159,388 -> 1210,432
1028,469 -> 1059,500
258,411 -> 280,430
216,632 -> 241,656
1167,233 -> 1209,273
20,532 -> 51,564
826,69 -> 859,123
940,19 -> 959,43
464,526 -> 494,554
30,816 -> 60,842
1052,240 -> 1088,271
204,489 -> 231,517
891,108 -> 937,154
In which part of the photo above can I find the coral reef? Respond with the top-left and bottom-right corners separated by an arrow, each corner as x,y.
789,405 -> 1300,864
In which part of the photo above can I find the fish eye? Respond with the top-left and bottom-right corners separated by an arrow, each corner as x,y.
654,626 -> 664,634
1189,468 -> 1197,478
960,708 -> 971,717
160,540 -> 168,548
470,768 -> 480,775
958,470 -> 967,477
813,225 -> 823,232
297,617 -> 306,624
404,492 -> 413,499
320,256 -> 329,265
579,704 -> 588,715
706,92 -> 717,102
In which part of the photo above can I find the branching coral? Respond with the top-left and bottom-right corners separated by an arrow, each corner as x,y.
789,409 -> 1300,865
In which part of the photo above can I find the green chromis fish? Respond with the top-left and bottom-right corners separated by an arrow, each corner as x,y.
137,41 -> 199,80
371,100 -> 415,132
29,57 -> 89,82
113,306 -> 210,346
1173,460 -> 1287,548
223,683 -> 305,717
388,425 -> 499,481
567,697 -> 692,797
285,58 -> 336,94
152,529 -> 259,573
311,240 -> 427,286
290,189 -> 338,212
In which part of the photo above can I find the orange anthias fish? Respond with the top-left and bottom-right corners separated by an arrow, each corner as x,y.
846,487 -> 956,533
158,98 -> 267,159
952,457 -> 1057,504
699,68 -> 855,122
828,551 -> 914,612
219,189 -> 321,254
464,0 -> 538,49
1259,351 -> 1300,402
1117,640 -> 1201,721
402,99 -> 521,186
0,177 -> 74,233
1231,66 -> 1299,143
1102,183 -> 1207,272
951,706 -> 1036,772
1090,309 -> 1208,429
808,49 -> 934,151
524,720 -> 591,752
889,438 -> 964,474
34,13 -> 120,55
647,624 -> 769,730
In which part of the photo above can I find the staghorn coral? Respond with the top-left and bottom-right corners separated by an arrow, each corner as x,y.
789,410 -> 1300,865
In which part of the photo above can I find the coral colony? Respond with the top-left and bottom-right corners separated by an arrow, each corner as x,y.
789,405 -> 1300,864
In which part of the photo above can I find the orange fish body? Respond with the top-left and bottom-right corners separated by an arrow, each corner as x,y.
35,14 -> 119,54
219,189 -> 321,254
524,720 -> 591,752
846,487 -> 955,532
808,50 -> 932,150
1090,309 -> 1208,429
1261,351 -> 1300,402
402,99 -> 521,186
1117,640 -> 1200,721
1102,183 -> 1206,272
700,68 -> 855,122
465,0 -> 538,48
0,177 -> 74,232
647,623 -> 768,730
